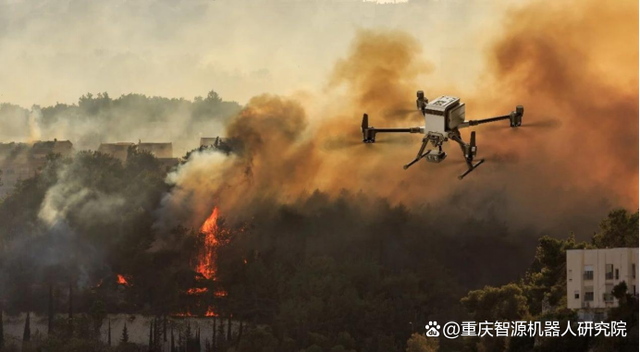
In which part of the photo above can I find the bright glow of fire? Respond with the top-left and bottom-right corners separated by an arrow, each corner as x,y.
196,207 -> 220,280
205,306 -> 218,317
186,287 -> 208,295
177,206 -> 231,317
117,274 -> 129,286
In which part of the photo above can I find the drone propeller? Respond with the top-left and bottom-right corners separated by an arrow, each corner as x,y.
322,134 -> 413,151
382,107 -> 422,120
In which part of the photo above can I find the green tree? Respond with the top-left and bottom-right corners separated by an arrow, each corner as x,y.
0,306 -> 4,349
305,345 -> 323,352
522,234 -> 591,315
23,311 -> 31,342
89,300 -> 107,338
461,283 -> 529,321
237,326 -> 279,352
121,322 -> 129,344
406,333 -> 438,352
592,209 -> 639,248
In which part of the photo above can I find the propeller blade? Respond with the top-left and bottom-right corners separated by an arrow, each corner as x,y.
362,113 -> 369,130
322,134 -> 414,151
382,108 -> 422,120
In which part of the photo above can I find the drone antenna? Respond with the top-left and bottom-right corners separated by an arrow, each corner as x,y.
362,113 -> 369,130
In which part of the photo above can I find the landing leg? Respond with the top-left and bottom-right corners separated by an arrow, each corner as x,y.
458,159 -> 485,180
449,131 -> 484,180
403,137 -> 430,170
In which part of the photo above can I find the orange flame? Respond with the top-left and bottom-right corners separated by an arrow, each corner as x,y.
196,207 -> 220,280
186,287 -> 208,295
117,274 -> 129,286
205,306 -> 218,317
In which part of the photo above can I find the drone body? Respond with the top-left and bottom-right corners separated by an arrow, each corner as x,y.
361,91 -> 524,179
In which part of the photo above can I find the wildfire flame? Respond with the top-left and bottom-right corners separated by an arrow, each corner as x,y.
117,274 -> 129,286
196,207 -> 220,280
186,287 -> 208,295
177,206 -> 230,318
205,306 -> 218,317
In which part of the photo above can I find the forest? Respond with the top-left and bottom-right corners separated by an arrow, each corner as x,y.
0,144 -> 637,352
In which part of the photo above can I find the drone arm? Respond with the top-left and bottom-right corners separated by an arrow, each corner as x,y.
361,114 -> 423,143
458,105 -> 524,129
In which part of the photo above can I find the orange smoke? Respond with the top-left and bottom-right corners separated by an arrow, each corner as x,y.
474,0 -> 639,214
164,9 -> 637,239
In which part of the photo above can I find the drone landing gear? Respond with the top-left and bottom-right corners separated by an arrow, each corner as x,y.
459,159 -> 485,180
450,130 -> 484,180
403,143 -> 430,170
403,133 -> 447,170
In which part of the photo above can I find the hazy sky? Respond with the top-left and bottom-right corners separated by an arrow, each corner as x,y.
0,0 -> 508,107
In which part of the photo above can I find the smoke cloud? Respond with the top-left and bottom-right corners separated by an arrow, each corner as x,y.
0,0 -> 636,239
158,1 -> 638,239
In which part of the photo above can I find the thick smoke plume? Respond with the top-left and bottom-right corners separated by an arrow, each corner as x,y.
159,0 -> 638,239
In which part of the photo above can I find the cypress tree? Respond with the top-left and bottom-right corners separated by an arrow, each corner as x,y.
121,321 -> 129,344
163,315 -> 168,342
170,323 -> 176,352
237,320 -> 243,344
212,317 -> 216,350
68,283 -> 74,337
196,327 -> 201,352
217,321 -> 224,351
0,306 -> 5,350
149,319 -> 154,351
23,312 -> 31,342
48,284 -> 54,335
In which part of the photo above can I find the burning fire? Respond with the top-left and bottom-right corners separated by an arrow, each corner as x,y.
195,207 -> 220,280
117,274 -> 129,286
186,287 -> 208,295
205,306 -> 218,317
175,206 -> 231,318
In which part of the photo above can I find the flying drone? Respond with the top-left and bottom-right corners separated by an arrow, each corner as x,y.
361,91 -> 524,179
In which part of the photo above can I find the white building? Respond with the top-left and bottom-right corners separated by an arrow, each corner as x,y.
566,248 -> 638,318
